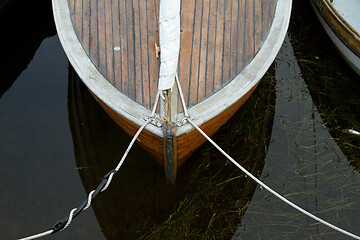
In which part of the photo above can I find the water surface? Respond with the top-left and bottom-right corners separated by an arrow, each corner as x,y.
0,0 -> 359,239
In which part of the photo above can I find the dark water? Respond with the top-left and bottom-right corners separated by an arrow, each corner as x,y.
1,0 -> 359,239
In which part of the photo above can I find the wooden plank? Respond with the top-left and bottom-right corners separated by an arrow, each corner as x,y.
204,0 -> 218,97
133,0 -> 144,104
254,0 -> 262,52
119,0 -> 129,94
112,0 -> 122,90
126,0 -> 136,99
97,0 -> 107,79
238,0 -> 244,75
81,0 -> 90,54
213,0 -> 225,92
179,0 -> 196,111
68,0 -> 75,14
197,0 -> 211,103
261,0 -> 270,40
229,0 -> 239,79
243,0 -> 254,67
147,0 -> 159,110
89,0 -> 99,67
139,0 -> 151,109
105,0 -> 114,84
74,0 -> 83,40
221,0 -> 232,85
188,0 -> 203,107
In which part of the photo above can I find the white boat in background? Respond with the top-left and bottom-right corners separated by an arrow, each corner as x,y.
311,0 -> 360,75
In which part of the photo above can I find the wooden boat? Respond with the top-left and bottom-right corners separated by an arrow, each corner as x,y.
53,0 -> 291,183
310,0 -> 360,75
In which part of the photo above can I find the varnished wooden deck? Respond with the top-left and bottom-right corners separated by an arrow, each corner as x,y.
68,0 -> 277,110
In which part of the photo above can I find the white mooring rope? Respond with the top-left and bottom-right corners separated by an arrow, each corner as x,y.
18,230 -> 54,240
187,118 -> 360,240
173,73 -> 360,239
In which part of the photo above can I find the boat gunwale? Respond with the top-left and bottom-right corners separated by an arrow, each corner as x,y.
52,0 -> 292,137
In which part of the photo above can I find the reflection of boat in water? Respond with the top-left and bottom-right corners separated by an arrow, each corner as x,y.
310,0 -> 360,75
0,0 -> 56,98
68,66 -> 181,238
290,0 -> 360,171
54,0 -> 291,182
67,64 -> 276,238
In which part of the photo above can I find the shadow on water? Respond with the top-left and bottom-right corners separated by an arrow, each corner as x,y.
234,1 -> 360,239
67,60 -> 276,239
0,0 -> 56,98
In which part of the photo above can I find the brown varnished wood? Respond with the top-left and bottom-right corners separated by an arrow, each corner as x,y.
90,91 -> 164,162
186,0 -> 202,107
176,82 -> 260,166
69,0 -> 277,110
112,0 -> 121,88
89,82 -> 259,167
254,0 -> 262,51
89,0 -> 99,67
213,1 -> 225,92
222,0 -> 232,86
105,0 -> 114,85
118,0 -> 128,93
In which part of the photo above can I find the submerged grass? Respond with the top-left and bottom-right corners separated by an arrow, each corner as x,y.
290,0 -> 360,173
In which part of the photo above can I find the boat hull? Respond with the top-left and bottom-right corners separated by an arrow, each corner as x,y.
310,0 -> 360,75
91,82 -> 259,167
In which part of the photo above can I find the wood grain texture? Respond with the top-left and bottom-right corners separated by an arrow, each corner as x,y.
176,82 -> 260,166
69,0 -> 277,110
90,91 -> 164,162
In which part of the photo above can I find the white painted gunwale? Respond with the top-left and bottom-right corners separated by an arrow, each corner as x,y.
310,0 -> 360,75
52,0 -> 292,138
